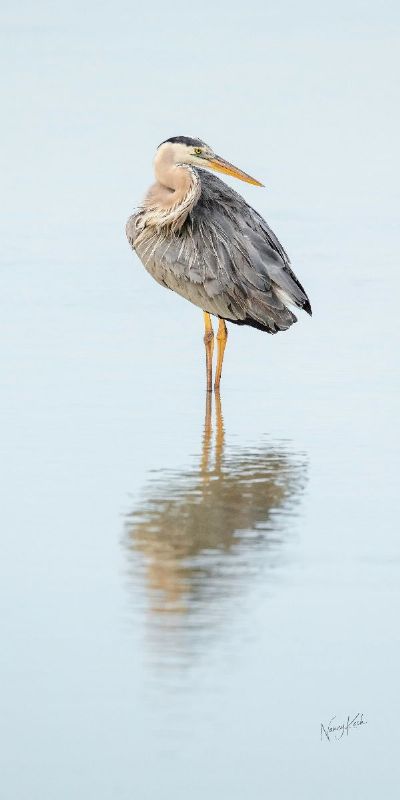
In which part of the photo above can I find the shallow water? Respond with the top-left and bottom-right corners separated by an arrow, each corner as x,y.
1,2 -> 400,798
125,394 -> 308,668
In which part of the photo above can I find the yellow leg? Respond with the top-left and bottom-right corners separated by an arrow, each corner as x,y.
203,312 -> 214,393
214,319 -> 228,392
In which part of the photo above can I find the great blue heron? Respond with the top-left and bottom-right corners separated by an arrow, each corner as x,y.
126,136 -> 311,391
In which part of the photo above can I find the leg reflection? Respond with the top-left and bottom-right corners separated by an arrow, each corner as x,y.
124,397 -> 307,663
200,390 -> 225,477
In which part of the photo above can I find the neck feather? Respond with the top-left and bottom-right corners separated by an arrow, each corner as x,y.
140,156 -> 201,233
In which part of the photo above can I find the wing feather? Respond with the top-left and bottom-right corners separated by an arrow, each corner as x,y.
127,170 -> 311,333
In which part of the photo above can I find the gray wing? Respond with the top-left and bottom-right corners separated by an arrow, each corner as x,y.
127,171 -> 311,334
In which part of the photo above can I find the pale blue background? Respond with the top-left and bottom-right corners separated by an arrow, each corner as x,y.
1,1 -> 400,797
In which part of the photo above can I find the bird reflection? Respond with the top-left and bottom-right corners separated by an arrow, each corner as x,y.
124,393 -> 306,663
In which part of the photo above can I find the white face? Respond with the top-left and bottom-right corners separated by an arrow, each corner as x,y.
155,141 -> 215,170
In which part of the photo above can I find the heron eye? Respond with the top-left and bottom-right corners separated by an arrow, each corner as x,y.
194,147 -> 202,156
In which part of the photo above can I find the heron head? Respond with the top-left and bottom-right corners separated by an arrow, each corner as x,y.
156,136 -> 264,187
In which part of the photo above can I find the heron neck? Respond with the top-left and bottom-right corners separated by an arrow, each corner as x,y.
144,157 -> 200,232
155,159 -> 192,195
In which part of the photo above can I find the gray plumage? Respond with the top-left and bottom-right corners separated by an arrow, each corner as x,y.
127,174 -> 311,334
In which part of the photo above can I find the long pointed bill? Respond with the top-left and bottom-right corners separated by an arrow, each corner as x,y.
207,155 -> 264,187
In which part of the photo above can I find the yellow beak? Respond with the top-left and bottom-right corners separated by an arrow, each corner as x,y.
207,155 -> 264,187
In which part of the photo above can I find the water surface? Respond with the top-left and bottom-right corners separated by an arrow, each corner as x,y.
1,2 -> 400,797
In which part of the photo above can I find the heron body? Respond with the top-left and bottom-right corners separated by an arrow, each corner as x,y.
126,136 -> 311,391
